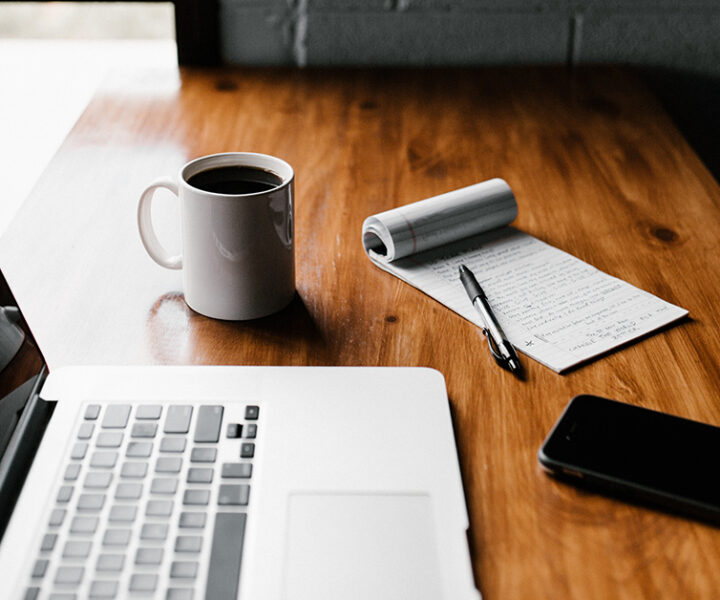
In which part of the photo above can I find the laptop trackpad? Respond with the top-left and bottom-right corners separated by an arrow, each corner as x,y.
283,493 -> 442,600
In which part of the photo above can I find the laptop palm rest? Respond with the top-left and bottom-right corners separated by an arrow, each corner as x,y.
283,492 -> 442,600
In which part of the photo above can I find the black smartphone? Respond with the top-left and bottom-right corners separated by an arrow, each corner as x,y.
538,394 -> 720,525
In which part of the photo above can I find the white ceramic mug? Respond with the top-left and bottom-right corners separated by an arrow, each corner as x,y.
138,152 -> 295,320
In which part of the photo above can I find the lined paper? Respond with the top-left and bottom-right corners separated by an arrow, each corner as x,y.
362,181 -> 688,372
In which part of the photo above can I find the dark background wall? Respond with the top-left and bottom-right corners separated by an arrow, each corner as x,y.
217,0 -> 720,179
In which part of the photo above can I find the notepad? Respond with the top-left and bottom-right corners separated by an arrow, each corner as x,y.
362,179 -> 688,373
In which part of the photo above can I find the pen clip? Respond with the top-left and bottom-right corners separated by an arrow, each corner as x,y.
483,328 -> 509,368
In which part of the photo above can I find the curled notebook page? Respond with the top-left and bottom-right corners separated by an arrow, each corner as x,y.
362,179 -> 517,262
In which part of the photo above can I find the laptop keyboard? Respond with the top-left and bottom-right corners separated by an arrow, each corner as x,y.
24,402 -> 259,599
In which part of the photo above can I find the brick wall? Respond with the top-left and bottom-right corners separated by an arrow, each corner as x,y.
219,0 -> 720,75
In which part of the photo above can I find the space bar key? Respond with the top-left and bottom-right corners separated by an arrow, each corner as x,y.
206,512 -> 247,600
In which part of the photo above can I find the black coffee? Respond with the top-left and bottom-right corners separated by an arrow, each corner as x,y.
187,166 -> 282,195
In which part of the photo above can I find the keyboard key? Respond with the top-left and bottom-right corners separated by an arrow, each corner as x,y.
240,443 -> 255,458
206,513 -> 246,599
190,447 -> 216,463
136,404 -> 162,420
183,490 -> 210,506
146,500 -> 174,516
187,467 -> 213,483
101,405 -> 131,429
165,406 -> 193,433
32,559 -> 49,578
126,442 -> 153,458
84,405 -> 101,420
40,533 -> 58,552
226,423 -> 241,438
156,456 -> 182,473
151,477 -> 178,494
221,463 -> 252,479
120,462 -> 148,478
160,437 -> 187,453
71,442 -> 88,460
179,512 -> 206,528
115,483 -> 143,499
77,493 -> 106,511
57,485 -> 74,503
129,573 -> 158,592
96,432 -> 123,447
175,535 -> 202,553
24,587 -> 40,600
245,405 -> 259,420
109,505 -> 137,522
90,451 -> 118,468
218,484 -> 250,506
77,422 -> 94,439
84,471 -> 113,489
245,424 -> 257,439
48,593 -> 77,600
103,529 -> 131,546
131,422 -> 158,438
63,540 -> 92,558
88,580 -> 118,598
49,508 -> 67,527
64,463 -> 81,481
171,561 -> 198,579
135,547 -> 164,565
166,589 -> 193,600
70,516 -> 98,534
140,523 -> 168,540
96,554 -> 125,572
54,565 -> 84,584
194,406 -> 223,443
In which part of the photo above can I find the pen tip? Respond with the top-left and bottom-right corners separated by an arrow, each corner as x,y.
508,358 -> 525,377
458,264 -> 468,275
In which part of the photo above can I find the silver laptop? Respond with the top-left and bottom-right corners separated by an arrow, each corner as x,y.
0,366 -> 479,599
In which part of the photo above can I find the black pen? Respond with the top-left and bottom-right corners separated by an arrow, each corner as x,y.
458,264 -> 522,375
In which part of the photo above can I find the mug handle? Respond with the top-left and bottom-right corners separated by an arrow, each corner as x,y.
137,177 -> 182,270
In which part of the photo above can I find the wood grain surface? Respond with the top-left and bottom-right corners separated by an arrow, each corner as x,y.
2,66 -> 720,599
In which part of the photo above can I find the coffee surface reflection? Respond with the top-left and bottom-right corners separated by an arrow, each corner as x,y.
187,166 -> 282,195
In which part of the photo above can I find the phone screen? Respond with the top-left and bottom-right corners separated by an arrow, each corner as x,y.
540,395 -> 720,510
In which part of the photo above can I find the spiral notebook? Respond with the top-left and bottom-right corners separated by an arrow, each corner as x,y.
362,179 -> 688,373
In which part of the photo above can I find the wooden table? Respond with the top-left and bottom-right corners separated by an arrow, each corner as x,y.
2,66 -> 720,599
